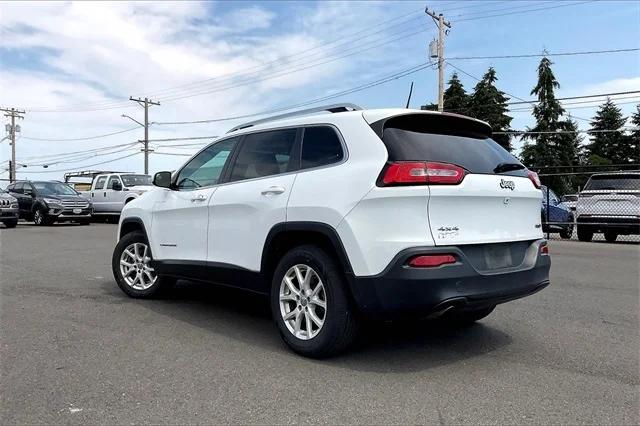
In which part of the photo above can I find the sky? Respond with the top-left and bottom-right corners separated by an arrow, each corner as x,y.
1,0 -> 639,183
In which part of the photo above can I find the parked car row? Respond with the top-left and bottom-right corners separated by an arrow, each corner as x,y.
1,172 -> 154,228
3,180 -> 92,225
540,171 -> 640,243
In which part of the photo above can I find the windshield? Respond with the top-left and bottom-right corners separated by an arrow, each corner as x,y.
584,174 -> 640,191
32,181 -> 79,196
121,174 -> 152,187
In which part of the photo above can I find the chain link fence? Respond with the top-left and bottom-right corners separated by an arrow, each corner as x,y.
536,165 -> 640,243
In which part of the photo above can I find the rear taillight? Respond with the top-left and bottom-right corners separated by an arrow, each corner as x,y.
540,243 -> 549,255
407,254 -> 457,268
381,162 -> 466,186
527,170 -> 541,189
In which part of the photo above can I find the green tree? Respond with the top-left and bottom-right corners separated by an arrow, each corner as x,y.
442,72 -> 469,114
587,98 -> 628,164
520,57 -> 579,194
623,104 -> 640,163
467,67 -> 513,151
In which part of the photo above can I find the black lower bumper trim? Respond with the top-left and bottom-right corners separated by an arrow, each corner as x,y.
349,240 -> 551,318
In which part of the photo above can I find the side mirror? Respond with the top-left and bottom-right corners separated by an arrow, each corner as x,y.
112,181 -> 123,191
153,171 -> 172,188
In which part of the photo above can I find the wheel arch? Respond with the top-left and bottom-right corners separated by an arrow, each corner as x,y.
119,217 -> 149,241
261,222 -> 355,292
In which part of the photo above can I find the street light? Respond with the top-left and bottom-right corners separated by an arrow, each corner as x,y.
121,114 -> 144,127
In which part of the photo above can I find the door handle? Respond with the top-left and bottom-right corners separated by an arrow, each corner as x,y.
191,194 -> 207,202
261,186 -> 286,196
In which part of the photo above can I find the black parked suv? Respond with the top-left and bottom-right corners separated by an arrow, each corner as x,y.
6,181 -> 92,225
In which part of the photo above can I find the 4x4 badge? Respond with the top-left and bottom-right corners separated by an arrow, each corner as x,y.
500,179 -> 515,190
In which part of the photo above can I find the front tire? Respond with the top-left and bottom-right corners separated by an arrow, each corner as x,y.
271,245 -> 359,358
604,231 -> 617,243
2,218 -> 18,228
33,208 -> 51,226
112,231 -> 175,298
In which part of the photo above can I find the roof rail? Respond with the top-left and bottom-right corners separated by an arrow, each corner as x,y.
227,103 -> 363,133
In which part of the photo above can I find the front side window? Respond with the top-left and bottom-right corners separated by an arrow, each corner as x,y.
176,137 -> 238,189
94,176 -> 107,190
107,176 -> 121,190
301,126 -> 344,169
10,183 -> 23,194
229,129 -> 297,182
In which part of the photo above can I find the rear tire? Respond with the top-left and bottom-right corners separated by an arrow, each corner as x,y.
559,223 -> 573,239
112,231 -> 176,298
442,305 -> 496,326
604,231 -> 617,243
577,226 -> 593,242
270,245 -> 359,358
2,218 -> 18,228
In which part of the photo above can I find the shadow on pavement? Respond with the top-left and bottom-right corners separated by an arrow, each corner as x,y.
118,279 -> 512,373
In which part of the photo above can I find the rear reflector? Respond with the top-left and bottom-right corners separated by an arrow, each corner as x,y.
407,254 -> 457,268
381,162 -> 466,186
527,170 -> 541,189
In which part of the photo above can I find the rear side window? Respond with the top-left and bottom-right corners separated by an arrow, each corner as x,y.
229,129 -> 297,182
584,174 -> 639,191
94,176 -> 107,190
301,126 -> 344,169
376,114 -> 526,176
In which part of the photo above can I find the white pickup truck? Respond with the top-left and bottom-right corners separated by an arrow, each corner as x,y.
65,171 -> 154,218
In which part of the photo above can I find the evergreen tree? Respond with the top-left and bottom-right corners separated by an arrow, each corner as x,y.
587,98 -> 628,164
467,67 -> 513,151
442,72 -> 469,114
520,57 -> 579,194
623,104 -> 640,163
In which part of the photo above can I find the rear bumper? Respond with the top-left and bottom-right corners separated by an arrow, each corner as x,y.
577,216 -> 640,234
349,239 -> 550,318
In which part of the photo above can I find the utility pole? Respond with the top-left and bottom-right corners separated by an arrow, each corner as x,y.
128,97 -> 160,174
1,107 -> 25,183
425,6 -> 451,112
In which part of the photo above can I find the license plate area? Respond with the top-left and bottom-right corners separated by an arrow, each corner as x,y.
484,244 -> 512,270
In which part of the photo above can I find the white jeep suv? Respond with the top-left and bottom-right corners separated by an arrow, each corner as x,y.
112,104 -> 550,357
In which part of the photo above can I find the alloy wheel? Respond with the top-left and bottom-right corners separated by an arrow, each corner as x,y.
279,264 -> 327,340
34,210 -> 43,225
119,242 -> 157,290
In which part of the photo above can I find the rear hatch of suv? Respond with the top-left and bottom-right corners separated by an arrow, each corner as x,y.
367,111 -> 542,247
577,173 -> 640,218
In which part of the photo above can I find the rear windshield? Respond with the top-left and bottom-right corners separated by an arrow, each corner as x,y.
381,127 -> 527,176
584,174 -> 640,191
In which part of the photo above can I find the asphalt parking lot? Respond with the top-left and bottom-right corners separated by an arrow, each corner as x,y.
1,223 -> 638,425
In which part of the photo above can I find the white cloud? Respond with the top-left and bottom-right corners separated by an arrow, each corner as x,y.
0,1 -> 417,180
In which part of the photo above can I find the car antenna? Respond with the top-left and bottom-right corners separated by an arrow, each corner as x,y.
405,81 -> 414,108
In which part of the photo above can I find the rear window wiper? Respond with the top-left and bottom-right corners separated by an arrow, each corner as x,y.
493,162 -> 525,174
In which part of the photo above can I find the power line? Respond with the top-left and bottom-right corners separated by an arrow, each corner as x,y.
455,0 -> 597,22
155,62 -> 434,126
494,128 -> 637,135
16,152 -> 141,174
448,47 -> 639,61
444,61 -> 592,123
21,126 -> 140,142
